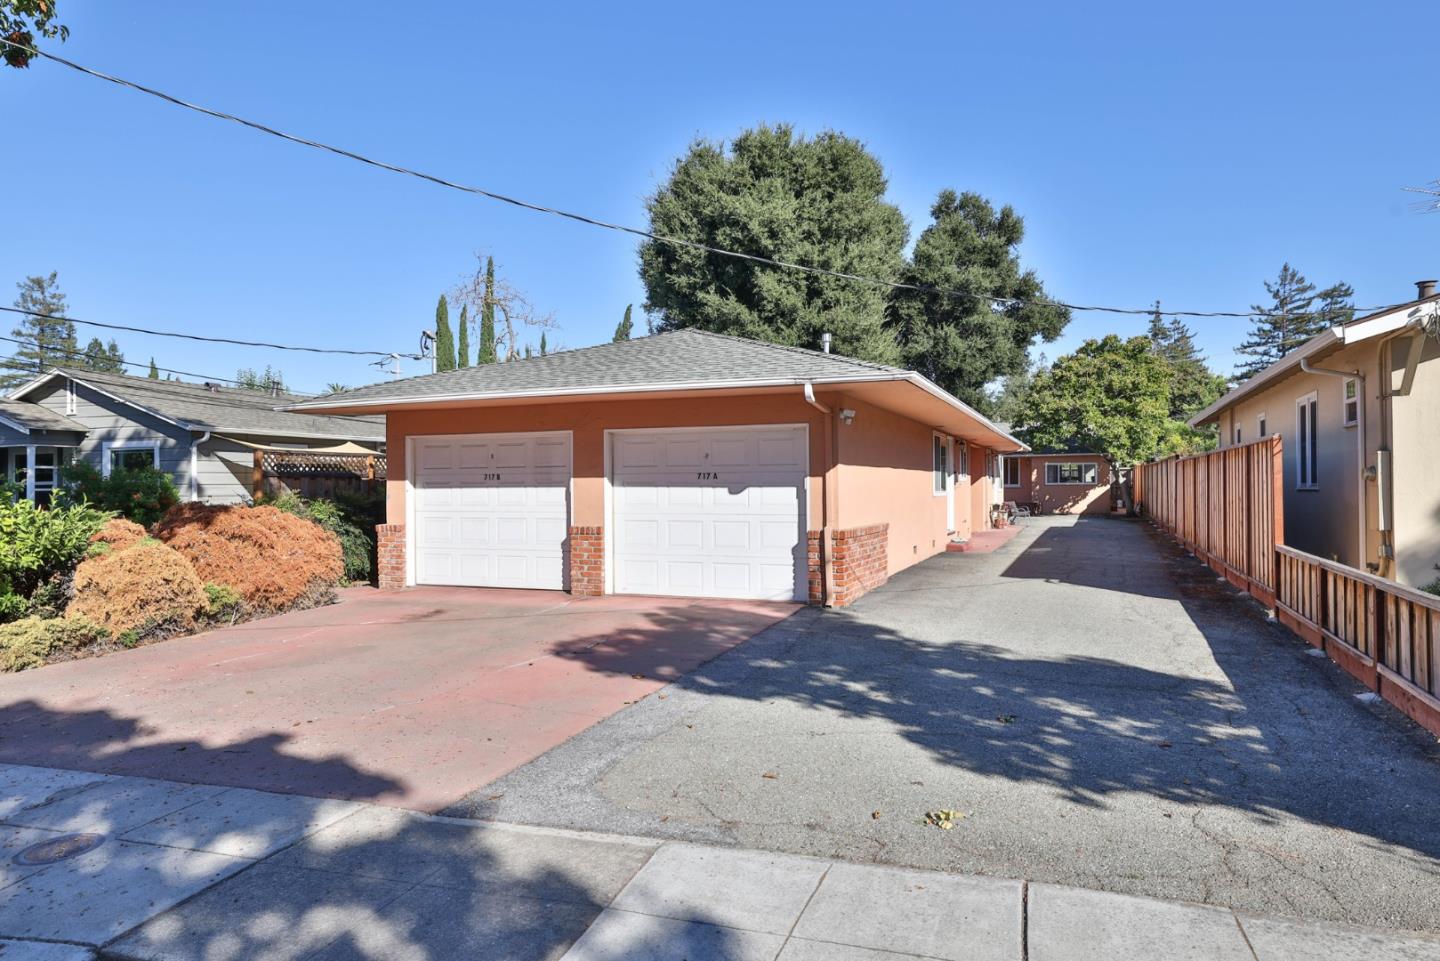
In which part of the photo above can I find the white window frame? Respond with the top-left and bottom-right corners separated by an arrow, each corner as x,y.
958,442 -> 969,481
102,441 -> 161,478
1044,462 -> 1098,486
1257,412 -> 1267,438
1003,456 -> 1022,488
931,432 -> 949,496
1295,391 -> 1319,490
1342,378 -> 1358,428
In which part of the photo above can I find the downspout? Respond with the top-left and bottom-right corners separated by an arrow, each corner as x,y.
189,431 -> 211,503
803,383 -> 836,606
1299,357 -> 1365,572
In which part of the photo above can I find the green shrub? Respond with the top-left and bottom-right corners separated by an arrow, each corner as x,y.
258,490 -> 380,584
63,462 -> 180,527
1422,578 -> 1440,598
0,497 -> 111,599
0,591 -> 27,624
204,582 -> 242,618
0,615 -> 109,672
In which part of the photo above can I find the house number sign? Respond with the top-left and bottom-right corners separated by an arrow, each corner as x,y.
696,471 -> 719,480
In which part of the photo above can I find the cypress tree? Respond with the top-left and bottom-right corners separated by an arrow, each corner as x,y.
614,304 -> 633,341
539,332 -> 548,356
478,257 -> 498,364
148,357 -> 160,379
457,304 -> 470,368
433,295 -> 456,372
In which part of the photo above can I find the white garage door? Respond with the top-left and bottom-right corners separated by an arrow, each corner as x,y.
411,432 -> 571,589
611,425 -> 807,601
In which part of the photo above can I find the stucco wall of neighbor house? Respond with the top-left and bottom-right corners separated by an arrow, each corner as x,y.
968,442 -> 991,535
1214,341 -> 1380,570
1389,334 -> 1440,588
1009,455 -> 1112,514
831,394 -> 956,575
30,378 -> 194,490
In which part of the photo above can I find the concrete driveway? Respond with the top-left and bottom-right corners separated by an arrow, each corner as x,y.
0,588 -> 796,812
453,516 -> 1440,934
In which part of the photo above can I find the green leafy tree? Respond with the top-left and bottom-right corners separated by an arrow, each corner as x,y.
1235,264 -> 1353,379
1,1 -> 68,70
887,191 -> 1069,406
1146,302 -> 1228,422
433,294 -> 455,372
614,304 -> 634,342
477,256 -> 497,364
1,272 -> 76,388
640,124 -> 906,363
148,357 -> 159,379
984,353 -> 1045,426
235,366 -> 285,393
78,336 -> 124,372
456,304 -> 469,368
1019,335 -> 1173,512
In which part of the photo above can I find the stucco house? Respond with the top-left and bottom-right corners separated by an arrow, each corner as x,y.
1002,448 -> 1113,515
2,367 -> 384,504
1190,279 -> 1440,588
287,329 -> 1024,606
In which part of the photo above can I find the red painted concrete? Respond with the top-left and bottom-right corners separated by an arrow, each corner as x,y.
945,524 -> 1023,554
0,587 -> 796,812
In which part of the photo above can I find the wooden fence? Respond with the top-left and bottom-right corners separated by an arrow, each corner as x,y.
1133,435 -> 1283,607
1135,434 -> 1440,737
251,449 -> 385,500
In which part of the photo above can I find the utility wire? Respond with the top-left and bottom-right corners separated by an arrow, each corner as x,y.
0,305 -> 399,357
0,334 -> 244,386
1,37 -> 1409,323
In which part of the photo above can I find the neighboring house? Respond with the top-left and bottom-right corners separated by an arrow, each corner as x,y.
3,367 -> 384,504
1191,279 -> 1440,587
287,329 -> 1025,606
1002,449 -> 1113,515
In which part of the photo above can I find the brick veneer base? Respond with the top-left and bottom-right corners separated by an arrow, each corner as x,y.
569,526 -> 604,597
807,523 -> 889,608
377,524 -> 406,591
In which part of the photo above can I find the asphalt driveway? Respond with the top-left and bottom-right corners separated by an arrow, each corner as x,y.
0,588 -> 796,812
452,516 -> 1440,933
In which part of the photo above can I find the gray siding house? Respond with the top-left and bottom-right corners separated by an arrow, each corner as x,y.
3,368 -> 383,504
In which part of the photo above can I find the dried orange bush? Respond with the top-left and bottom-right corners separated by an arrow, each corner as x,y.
68,540 -> 207,635
89,518 -> 148,553
155,504 -> 343,613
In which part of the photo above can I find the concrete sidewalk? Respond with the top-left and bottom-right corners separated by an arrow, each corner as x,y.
1,763 -> 1437,960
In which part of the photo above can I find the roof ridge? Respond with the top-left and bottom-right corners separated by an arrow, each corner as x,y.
661,327 -> 907,374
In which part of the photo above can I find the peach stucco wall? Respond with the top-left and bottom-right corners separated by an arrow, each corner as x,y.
1005,455 -> 1112,514
385,388 -> 1003,583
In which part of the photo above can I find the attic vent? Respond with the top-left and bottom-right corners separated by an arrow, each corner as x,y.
202,382 -> 221,393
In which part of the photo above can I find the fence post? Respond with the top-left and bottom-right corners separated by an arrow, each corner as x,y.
251,450 -> 264,500
365,454 -> 377,494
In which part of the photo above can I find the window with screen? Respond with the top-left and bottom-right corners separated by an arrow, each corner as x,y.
932,435 -> 948,494
1296,392 -> 1318,489
1003,457 -> 1021,487
1045,462 -> 1098,485
1343,379 -> 1358,427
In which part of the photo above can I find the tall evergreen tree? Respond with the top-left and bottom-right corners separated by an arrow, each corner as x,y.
148,357 -> 160,379
433,294 -> 456,372
886,191 -> 1069,407
614,304 -> 634,342
78,336 -> 125,372
539,332 -> 547,356
524,344 -> 533,359
477,257 -> 498,364
640,124 -> 906,363
1,272 -> 76,388
456,304 -> 470,368
1235,264 -> 1352,379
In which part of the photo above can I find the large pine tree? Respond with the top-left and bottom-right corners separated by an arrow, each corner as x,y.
433,294 -> 456,372
1235,264 -> 1353,379
1147,302 -> 1227,421
1,272 -> 77,388
478,257 -> 498,364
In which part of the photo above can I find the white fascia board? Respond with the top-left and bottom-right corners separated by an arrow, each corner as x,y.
0,414 -> 31,434
212,426 -> 386,442
5,369 -> 63,401
12,369 -> 196,431
903,372 -> 1030,451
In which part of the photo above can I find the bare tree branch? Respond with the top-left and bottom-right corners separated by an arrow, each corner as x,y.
451,253 -> 558,361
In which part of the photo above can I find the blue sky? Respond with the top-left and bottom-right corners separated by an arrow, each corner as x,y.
2,2 -> 1436,395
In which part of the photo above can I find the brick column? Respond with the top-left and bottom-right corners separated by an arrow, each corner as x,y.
376,524 -> 406,590
829,523 -> 889,607
806,530 -> 823,604
569,526 -> 604,597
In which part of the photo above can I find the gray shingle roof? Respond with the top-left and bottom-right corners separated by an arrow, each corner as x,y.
26,368 -> 384,440
288,329 -> 910,409
0,399 -> 87,433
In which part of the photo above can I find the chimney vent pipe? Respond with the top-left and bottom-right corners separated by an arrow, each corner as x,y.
1417,279 -> 1437,300
821,332 -> 832,354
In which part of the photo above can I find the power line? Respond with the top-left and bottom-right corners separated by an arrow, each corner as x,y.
1,37 -> 1409,323
0,305 -> 399,357
0,334 -> 243,385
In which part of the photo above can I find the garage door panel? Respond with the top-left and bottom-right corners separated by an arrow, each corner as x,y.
612,426 -> 806,602
412,432 -> 570,590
